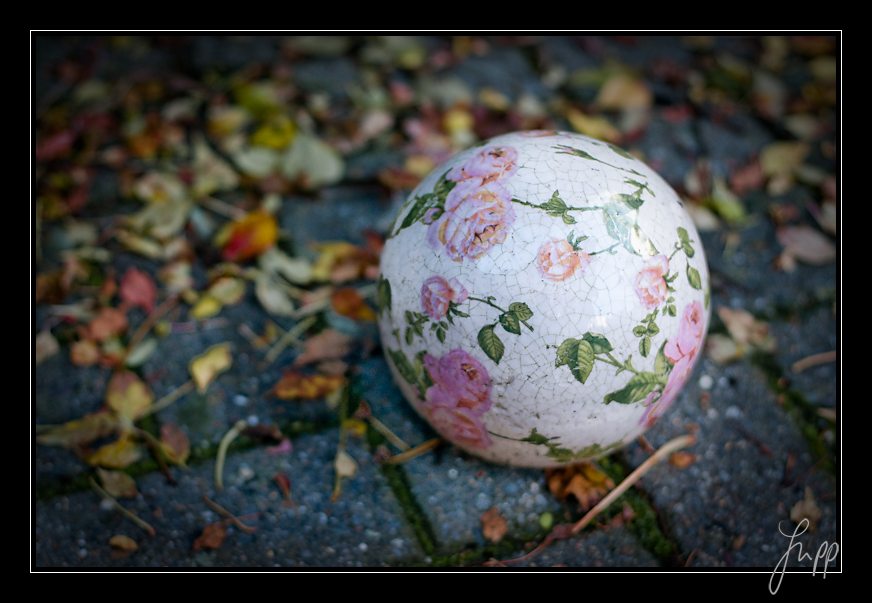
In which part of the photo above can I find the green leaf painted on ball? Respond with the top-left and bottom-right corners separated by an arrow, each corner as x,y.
616,192 -> 644,210
508,302 -> 534,321
603,372 -> 662,404
376,276 -> 392,313
556,338 -> 595,384
521,428 -> 550,446
646,322 -> 660,335
499,312 -> 521,335
640,336 -> 651,357
555,338 -> 578,368
633,325 -> 647,337
388,349 -> 418,387
654,342 -> 669,376
582,332 -> 613,354
478,325 -> 505,364
677,226 -> 690,245
687,264 -> 702,289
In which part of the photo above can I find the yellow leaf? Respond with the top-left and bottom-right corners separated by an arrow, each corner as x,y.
274,371 -> 346,400
87,436 -> 143,469
36,412 -> 119,448
251,114 -> 297,150
190,295 -> 222,319
311,242 -> 358,282
189,343 -> 233,393
97,468 -> 138,498
341,418 -> 367,438
160,423 -> 190,465
566,108 -> 621,143
106,371 -> 154,423
595,73 -> 652,111
206,276 -> 246,305
109,534 -> 139,552
760,142 -> 810,177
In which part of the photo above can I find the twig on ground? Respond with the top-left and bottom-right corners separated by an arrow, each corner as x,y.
367,416 -> 411,451
496,434 -> 696,566
127,294 -> 179,352
215,420 -> 247,491
203,495 -> 257,533
143,380 -> 195,418
90,478 -> 156,536
384,438 -> 441,464
791,350 -> 837,374
262,315 -> 318,367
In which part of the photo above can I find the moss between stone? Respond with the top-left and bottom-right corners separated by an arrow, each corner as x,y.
749,350 -> 836,473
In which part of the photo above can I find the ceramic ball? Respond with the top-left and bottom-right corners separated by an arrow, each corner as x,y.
377,131 -> 709,467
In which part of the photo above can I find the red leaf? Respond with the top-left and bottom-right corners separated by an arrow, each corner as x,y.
120,268 -> 157,313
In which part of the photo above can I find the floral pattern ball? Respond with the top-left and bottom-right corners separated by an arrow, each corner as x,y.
378,131 -> 710,467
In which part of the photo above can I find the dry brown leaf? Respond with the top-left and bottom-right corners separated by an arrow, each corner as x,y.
790,487 -> 822,532
106,371 -> 154,423
776,225 -> 836,266
717,307 -> 776,352
480,507 -> 508,543
160,423 -> 190,464
87,307 -> 128,342
274,371 -> 346,400
109,534 -> 138,552
87,436 -> 143,469
37,412 -> 118,448
70,339 -> 100,366
330,288 -> 376,321
35,330 -> 60,365
293,329 -> 353,367
189,343 -> 233,392
97,468 -> 138,499
705,333 -> 742,364
193,522 -> 227,551
546,463 -> 615,512
595,73 -> 652,111
669,451 -> 697,469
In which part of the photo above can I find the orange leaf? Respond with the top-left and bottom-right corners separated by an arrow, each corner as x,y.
120,267 -> 157,313
274,371 -> 345,400
87,307 -> 128,342
330,288 -> 376,321
669,451 -> 697,469
480,507 -> 508,543
192,522 -> 227,551
546,463 -> 615,512
221,211 -> 278,262
160,423 -> 190,464
293,329 -> 353,367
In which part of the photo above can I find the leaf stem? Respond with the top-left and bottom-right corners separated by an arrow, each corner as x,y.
384,438 -> 441,464
590,242 -> 621,256
597,352 -> 639,374
90,478 -> 156,536
215,420 -> 247,491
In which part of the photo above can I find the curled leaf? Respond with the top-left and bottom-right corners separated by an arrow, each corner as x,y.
189,343 -> 233,392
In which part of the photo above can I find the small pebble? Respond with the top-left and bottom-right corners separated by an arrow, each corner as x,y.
699,374 -> 714,390
447,468 -> 459,479
233,394 -> 249,407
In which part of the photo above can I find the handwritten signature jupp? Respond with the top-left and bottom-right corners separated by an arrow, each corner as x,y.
769,518 -> 839,594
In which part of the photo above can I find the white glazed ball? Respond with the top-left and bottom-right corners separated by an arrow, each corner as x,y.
377,131 -> 710,467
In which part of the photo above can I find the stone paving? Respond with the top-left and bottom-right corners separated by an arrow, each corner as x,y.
33,35 -> 838,568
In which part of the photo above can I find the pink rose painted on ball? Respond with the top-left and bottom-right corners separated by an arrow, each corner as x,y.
420,275 -> 469,320
424,349 -> 492,413
665,301 -> 705,364
427,180 -> 516,262
448,146 -> 518,185
426,403 -> 492,449
536,238 -> 591,282
634,255 -> 669,309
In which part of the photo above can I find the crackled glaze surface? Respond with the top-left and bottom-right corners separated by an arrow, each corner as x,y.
377,131 -> 710,467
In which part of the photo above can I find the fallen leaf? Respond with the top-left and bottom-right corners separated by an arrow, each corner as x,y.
36,412 -> 118,448
311,242 -> 360,282
274,472 -> 293,503
547,463 -> 615,512
159,261 -> 194,293
97,468 -> 138,498
191,135 -> 239,197
190,295 -> 223,319
133,172 -> 186,204
274,371 -> 346,400
125,337 -> 158,367
330,288 -> 376,321
35,330 -> 60,365
334,449 -> 358,478
565,108 -> 620,143
761,142 -> 810,178
87,307 -> 128,342
193,522 -> 227,551
160,423 -> 190,464
669,451 -> 697,468
189,342 -> 233,392
790,487 -> 822,532
109,534 -> 138,552
258,248 -> 313,285
480,507 -> 508,543
293,329 -> 353,367
207,277 -> 246,305
717,307 -> 776,352
705,333 -> 742,364
705,178 -> 746,225
251,114 -> 297,150
730,159 -> 765,196
120,267 -> 157,313
87,436 -> 143,469
106,371 -> 154,424
595,73 -> 652,111
218,211 -> 278,262
776,225 -> 836,266
255,273 -> 295,316
281,134 -> 345,189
